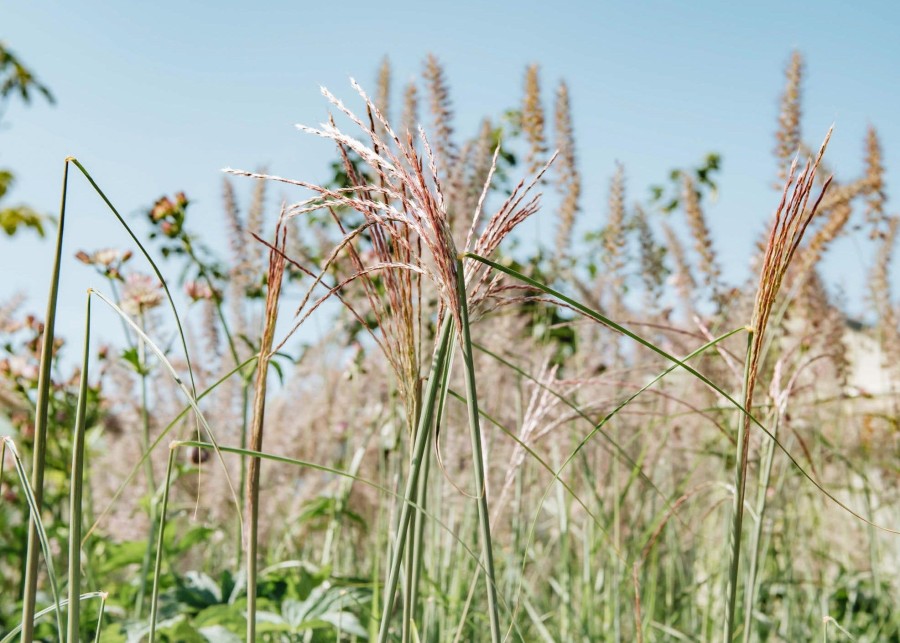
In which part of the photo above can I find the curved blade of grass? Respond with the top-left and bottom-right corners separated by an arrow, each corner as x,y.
92,592 -> 107,643
94,288 -> 245,636
23,157 -> 202,640
0,592 -> 106,643
464,252 -> 900,535
67,159 -> 198,400
66,294 -> 92,641
82,355 -> 258,546
3,436 -> 64,640
66,158 -> 212,621
89,290 -> 242,525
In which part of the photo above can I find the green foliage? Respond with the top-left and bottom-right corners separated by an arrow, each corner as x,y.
0,205 -> 45,237
649,152 -> 721,213
0,42 -> 54,238
99,564 -> 369,642
496,249 -> 578,366
0,42 -> 54,105
0,171 -> 47,237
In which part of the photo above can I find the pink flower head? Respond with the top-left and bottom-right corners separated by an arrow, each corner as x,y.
184,280 -> 215,301
121,273 -> 163,315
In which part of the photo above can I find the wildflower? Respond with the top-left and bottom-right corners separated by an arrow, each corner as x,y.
121,273 -> 163,315
100,248 -> 131,266
1,355 -> 38,382
184,280 -> 215,302
75,248 -> 133,279
150,196 -> 175,222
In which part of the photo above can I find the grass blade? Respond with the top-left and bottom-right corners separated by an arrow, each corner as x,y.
66,294 -> 92,641
463,252 -> 900,535
377,316 -> 454,643
148,445 -> 177,640
92,592 -> 108,643
82,355 -> 258,547
0,592 -> 106,643
20,160 -> 69,643
3,436 -> 64,641
89,289 -> 241,520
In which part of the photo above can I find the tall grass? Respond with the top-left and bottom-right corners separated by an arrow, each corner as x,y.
1,53 -> 898,643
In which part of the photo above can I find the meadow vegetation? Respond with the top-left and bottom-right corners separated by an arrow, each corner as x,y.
0,51 -> 898,641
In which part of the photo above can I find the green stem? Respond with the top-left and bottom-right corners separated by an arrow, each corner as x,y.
455,258 -> 501,643
134,309 -> 157,620
4,436 -> 64,641
134,505 -> 158,620
245,242 -> 284,643
742,408 -> 780,642
66,295 -> 92,642
725,331 -> 755,642
138,309 -> 156,492
20,160 -> 69,643
377,316 -> 453,643
409,337 -> 452,635
148,446 -> 177,641
236,384 -> 250,567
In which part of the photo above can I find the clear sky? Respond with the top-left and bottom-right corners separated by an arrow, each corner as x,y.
2,1 -> 898,349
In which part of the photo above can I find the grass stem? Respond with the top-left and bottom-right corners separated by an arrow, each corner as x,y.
377,316 -> 453,643
66,295 -> 92,642
455,258 -> 501,643
20,160 -> 70,643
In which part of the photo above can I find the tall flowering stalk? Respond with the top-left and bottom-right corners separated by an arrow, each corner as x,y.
724,129 -> 832,641
227,78 -> 552,643
245,216 -> 287,641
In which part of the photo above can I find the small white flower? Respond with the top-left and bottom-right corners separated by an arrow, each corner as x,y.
121,273 -> 163,315
7,355 -> 38,381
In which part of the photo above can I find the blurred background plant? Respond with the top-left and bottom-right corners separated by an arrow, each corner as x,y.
0,40 -> 53,238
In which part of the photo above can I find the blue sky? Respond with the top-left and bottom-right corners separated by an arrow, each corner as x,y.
2,1 -> 898,348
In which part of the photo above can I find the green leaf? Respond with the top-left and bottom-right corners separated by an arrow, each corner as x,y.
0,169 -> 14,199
119,347 -> 144,374
96,539 -> 147,574
175,571 -> 223,609
0,43 -> 55,105
0,205 -> 46,237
